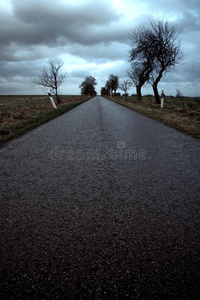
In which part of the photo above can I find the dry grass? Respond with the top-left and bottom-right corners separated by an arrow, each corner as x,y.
0,95 -> 84,120
0,95 -> 88,147
107,96 -> 200,139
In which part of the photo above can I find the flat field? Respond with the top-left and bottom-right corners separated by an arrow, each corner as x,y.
0,95 -> 87,147
0,95 -> 83,115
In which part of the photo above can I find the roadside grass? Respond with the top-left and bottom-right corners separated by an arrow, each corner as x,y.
0,96 -> 89,147
107,95 -> 200,139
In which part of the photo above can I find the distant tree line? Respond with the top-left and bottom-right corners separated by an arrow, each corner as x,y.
32,19 -> 183,104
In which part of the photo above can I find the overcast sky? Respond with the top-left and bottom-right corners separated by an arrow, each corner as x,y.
0,0 -> 199,97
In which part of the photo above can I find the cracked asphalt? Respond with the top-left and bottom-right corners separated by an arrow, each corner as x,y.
0,96 -> 200,299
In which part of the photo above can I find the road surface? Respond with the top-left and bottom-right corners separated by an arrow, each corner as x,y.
0,96 -> 200,299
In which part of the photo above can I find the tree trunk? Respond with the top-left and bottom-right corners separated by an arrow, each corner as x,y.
136,85 -> 142,101
152,69 -> 164,104
55,87 -> 61,104
152,83 -> 160,104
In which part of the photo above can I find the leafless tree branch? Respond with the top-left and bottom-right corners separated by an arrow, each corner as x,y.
32,59 -> 66,103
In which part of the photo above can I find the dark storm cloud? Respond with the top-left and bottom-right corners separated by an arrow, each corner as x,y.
69,68 -> 95,79
0,0 -> 199,96
0,60 -> 42,78
66,42 -> 129,62
0,0 -> 122,50
13,0 -> 118,26
180,61 -> 200,82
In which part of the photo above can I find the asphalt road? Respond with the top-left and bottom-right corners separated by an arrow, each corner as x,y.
0,96 -> 200,299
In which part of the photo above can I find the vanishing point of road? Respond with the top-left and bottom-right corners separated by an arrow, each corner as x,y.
1,96 -> 200,299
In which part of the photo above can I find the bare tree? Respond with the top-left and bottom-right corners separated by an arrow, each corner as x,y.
105,80 -> 111,96
101,87 -> 109,96
148,19 -> 184,104
126,60 -> 153,101
176,88 -> 183,97
32,59 -> 66,104
108,74 -> 119,96
128,26 -> 155,101
128,19 -> 183,103
79,76 -> 97,96
119,80 -> 132,99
